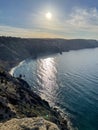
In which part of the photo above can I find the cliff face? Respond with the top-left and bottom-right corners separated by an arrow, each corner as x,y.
0,36 -> 98,70
0,67 -> 69,130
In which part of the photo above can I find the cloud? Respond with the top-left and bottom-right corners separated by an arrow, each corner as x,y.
59,7 -> 98,39
66,7 -> 98,27
1,7 -> 98,39
36,7 -> 98,39
0,25 -> 64,38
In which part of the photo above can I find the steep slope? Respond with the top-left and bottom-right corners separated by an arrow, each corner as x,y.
0,67 -> 69,130
0,36 -> 98,70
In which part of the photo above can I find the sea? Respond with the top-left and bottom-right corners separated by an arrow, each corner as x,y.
10,48 -> 98,130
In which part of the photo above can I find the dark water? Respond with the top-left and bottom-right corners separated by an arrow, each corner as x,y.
10,48 -> 98,130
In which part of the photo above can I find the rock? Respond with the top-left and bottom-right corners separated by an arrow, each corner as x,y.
0,68 -> 69,130
0,117 -> 60,130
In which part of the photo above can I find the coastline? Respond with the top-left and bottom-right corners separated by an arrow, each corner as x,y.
9,61 -> 76,130
0,66 -> 74,130
1,37 -> 97,130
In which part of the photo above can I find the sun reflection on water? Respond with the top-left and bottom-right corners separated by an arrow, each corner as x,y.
37,57 -> 58,106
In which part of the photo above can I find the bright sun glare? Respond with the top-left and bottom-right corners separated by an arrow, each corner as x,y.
46,12 -> 52,20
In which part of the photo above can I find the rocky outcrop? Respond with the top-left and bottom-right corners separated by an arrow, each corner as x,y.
0,117 -> 60,130
0,67 -> 70,130
0,67 -> 50,120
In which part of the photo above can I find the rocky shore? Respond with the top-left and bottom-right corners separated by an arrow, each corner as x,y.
0,67 -> 70,130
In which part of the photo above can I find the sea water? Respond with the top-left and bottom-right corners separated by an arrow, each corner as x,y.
10,48 -> 98,130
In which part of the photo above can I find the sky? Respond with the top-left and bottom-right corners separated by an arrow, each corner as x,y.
0,0 -> 98,39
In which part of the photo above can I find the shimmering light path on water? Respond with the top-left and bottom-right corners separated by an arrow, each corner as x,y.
10,48 -> 98,130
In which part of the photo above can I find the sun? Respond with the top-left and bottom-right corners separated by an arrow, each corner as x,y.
46,12 -> 52,20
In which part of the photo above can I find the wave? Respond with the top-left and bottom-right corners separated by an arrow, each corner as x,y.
52,106 -> 78,130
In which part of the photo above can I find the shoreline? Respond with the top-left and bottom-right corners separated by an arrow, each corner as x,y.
0,66 -> 74,130
9,60 -> 76,130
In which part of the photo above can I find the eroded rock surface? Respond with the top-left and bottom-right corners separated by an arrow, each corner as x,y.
0,117 -> 60,130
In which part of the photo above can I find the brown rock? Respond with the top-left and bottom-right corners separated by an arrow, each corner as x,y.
0,117 -> 60,130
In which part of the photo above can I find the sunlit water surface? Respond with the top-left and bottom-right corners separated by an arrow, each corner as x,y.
10,48 -> 98,130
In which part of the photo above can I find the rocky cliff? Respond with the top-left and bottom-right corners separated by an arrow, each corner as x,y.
0,67 -> 70,130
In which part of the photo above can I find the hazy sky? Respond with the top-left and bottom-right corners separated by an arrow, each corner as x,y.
0,0 -> 98,39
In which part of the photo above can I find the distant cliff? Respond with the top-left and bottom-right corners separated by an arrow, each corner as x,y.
0,36 -> 98,69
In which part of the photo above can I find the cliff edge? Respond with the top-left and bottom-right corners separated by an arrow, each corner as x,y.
0,67 -> 69,130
